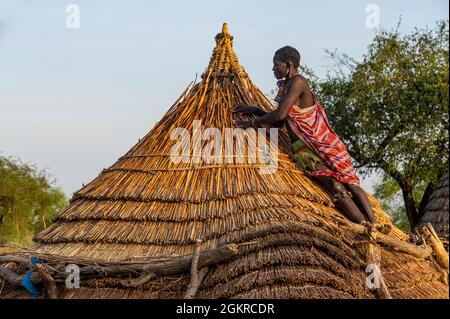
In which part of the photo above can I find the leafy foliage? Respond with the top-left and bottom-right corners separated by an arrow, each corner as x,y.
0,155 -> 68,246
373,174 -> 409,231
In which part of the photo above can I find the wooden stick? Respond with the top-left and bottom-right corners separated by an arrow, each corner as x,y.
184,239 -> 204,299
366,226 -> 392,299
34,264 -> 58,299
0,266 -> 23,287
185,267 -> 208,299
339,220 -> 432,259
119,272 -> 155,288
135,243 -> 237,277
0,255 -> 30,266
420,223 -> 449,271
439,270 -> 449,285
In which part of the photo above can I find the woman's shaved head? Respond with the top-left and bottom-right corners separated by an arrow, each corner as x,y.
274,46 -> 300,68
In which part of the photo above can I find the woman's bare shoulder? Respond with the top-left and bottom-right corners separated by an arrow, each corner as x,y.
288,75 -> 310,93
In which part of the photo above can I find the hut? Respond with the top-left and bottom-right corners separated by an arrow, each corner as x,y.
418,173 -> 449,250
0,24 -> 448,299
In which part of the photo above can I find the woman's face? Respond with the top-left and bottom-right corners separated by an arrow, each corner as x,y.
272,58 -> 289,80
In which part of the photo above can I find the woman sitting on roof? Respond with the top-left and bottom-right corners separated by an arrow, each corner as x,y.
234,46 -> 377,226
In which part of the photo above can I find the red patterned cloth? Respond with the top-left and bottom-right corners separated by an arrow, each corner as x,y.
276,79 -> 360,185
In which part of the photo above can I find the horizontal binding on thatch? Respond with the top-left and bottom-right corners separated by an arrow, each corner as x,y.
56,194 -> 335,222
35,215 -> 352,245
72,167 -> 331,204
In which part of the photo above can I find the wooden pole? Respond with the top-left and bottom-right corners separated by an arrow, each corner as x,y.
339,220 -> 432,259
119,272 -> 155,288
0,266 -> 22,287
420,223 -> 449,272
0,255 -> 30,265
34,264 -> 58,299
184,239 -> 207,299
366,226 -> 392,299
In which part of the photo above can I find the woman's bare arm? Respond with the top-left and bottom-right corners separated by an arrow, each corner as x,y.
234,77 -> 305,128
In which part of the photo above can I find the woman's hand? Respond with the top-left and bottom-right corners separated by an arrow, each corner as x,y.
233,119 -> 254,129
233,105 -> 266,116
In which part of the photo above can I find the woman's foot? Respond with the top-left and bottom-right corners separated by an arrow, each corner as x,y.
360,220 -> 373,227
346,184 -> 377,224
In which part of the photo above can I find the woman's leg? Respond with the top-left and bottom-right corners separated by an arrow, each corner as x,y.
345,183 -> 377,224
313,171 -> 368,224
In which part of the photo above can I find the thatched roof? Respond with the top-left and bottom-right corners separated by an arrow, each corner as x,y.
419,173 -> 449,241
2,24 -> 448,299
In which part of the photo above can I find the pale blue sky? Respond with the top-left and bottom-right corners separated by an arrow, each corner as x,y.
0,0 -> 448,196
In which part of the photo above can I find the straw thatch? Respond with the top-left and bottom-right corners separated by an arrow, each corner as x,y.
1,24 -> 448,299
419,173 -> 449,246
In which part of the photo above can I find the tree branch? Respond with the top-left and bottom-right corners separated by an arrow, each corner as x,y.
0,255 -> 30,266
0,266 -> 23,287
370,129 -> 401,164
338,219 -> 432,259
119,272 -> 155,288
420,223 -> 449,272
398,178 -> 419,228
184,239 -> 208,299
366,226 -> 392,299
34,264 -> 58,299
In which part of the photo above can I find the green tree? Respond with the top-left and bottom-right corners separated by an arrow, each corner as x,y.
373,174 -> 410,232
0,155 -> 68,246
318,20 -> 449,229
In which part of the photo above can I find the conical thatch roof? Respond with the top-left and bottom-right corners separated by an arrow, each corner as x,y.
7,24 -> 447,299
419,173 -> 449,242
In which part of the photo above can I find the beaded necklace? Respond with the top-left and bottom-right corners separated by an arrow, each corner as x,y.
274,73 -> 300,104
